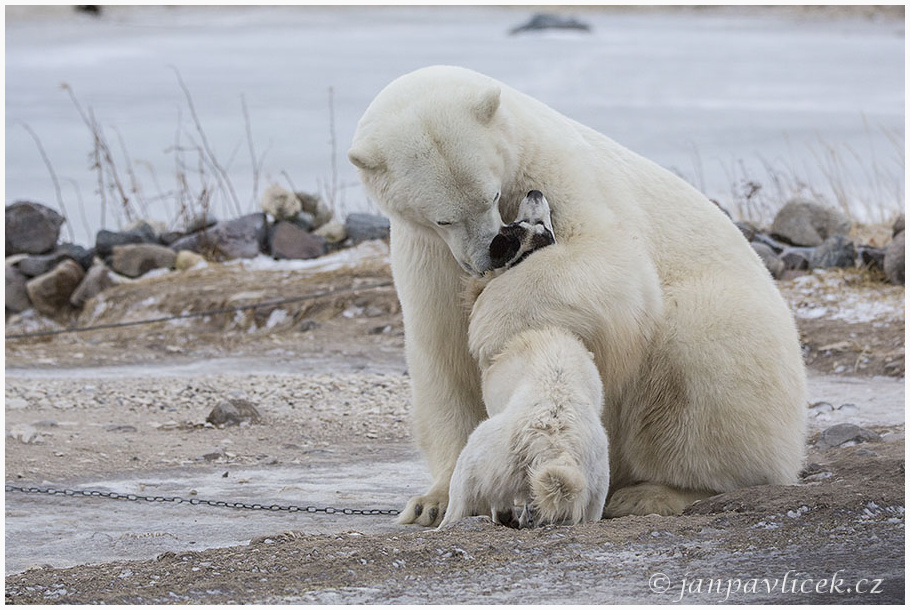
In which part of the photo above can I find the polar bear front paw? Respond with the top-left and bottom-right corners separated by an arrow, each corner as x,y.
398,491 -> 449,527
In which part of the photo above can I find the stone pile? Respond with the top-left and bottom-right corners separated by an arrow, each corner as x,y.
5,186 -> 391,321
735,198 -> 904,285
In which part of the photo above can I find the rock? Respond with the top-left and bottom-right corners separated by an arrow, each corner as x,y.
159,231 -> 184,246
809,234 -> 856,269
175,250 -> 206,271
124,219 -> 166,240
6,265 -> 31,313
185,212 -> 218,234
18,243 -> 94,278
779,247 -> 812,271
883,230 -> 904,285
314,220 -> 347,244
55,243 -> 96,270
750,242 -> 784,279
206,399 -> 262,427
817,423 -> 881,449
769,199 -> 852,247
5,201 -> 65,256
297,192 -> 334,230
734,221 -> 757,242
345,213 -> 390,244
857,246 -> 886,272
779,247 -> 814,271
260,185 -> 302,221
17,253 -> 67,278
25,259 -> 85,317
893,213 -> 905,237
268,221 -> 328,260
69,263 -> 116,308
170,213 -> 268,261
750,231 -> 786,254
95,226 -> 157,258
510,13 -> 591,35
110,244 -> 177,278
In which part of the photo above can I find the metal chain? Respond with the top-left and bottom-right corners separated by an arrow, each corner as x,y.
5,484 -> 400,516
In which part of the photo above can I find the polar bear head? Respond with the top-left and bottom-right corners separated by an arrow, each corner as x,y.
348,66 -> 521,275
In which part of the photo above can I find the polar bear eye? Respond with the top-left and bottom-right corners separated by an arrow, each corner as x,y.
493,191 -> 501,204
435,220 -> 452,227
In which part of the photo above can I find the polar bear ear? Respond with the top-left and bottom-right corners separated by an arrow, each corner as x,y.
347,145 -> 385,172
473,86 -> 501,124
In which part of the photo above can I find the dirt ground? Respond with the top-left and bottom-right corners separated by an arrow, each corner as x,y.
4,247 -> 905,603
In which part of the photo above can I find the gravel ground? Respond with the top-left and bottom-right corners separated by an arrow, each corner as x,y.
4,254 -> 905,604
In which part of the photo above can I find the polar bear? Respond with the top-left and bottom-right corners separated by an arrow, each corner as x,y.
440,192 -> 608,529
348,65 -> 807,527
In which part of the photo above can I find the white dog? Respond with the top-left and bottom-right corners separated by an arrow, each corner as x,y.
439,192 -> 610,529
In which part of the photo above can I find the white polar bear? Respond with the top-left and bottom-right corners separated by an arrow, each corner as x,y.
349,65 -> 807,527
438,326 -> 610,529
441,191 -> 608,529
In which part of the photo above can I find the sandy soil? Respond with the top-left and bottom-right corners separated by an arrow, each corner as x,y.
4,248 -> 905,603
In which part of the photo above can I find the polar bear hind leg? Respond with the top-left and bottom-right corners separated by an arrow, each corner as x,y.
603,483 -> 714,518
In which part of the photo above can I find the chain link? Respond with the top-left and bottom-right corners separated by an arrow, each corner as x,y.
5,484 -> 400,516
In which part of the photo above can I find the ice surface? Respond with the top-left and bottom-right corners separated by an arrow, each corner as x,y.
5,6 -> 904,245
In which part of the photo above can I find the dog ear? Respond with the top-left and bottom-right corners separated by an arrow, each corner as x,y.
347,145 -> 385,171
473,86 -> 501,124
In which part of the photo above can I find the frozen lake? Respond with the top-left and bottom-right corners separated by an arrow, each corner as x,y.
5,6 -> 905,246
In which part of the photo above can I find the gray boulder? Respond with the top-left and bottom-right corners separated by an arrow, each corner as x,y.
17,243 -> 96,278
769,199 -> 852,247
779,247 -> 813,271
893,213 -> 905,237
17,253 -> 67,278
345,213 -> 390,244
751,231 -> 786,254
207,399 -> 262,427
110,244 -> 177,278
734,221 -> 757,242
170,213 -> 268,261
269,221 -> 327,260
25,259 -> 85,317
55,243 -> 96,270
510,13 -> 591,35
884,231 -> 904,285
185,211 -> 218,234
817,423 -> 881,449
750,242 -> 784,279
6,265 -> 31,313
70,263 -> 116,308
95,226 -> 158,258
857,246 -> 886,272
5,201 -> 65,256
809,234 -> 856,269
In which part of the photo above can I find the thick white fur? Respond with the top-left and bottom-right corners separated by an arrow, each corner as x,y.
438,327 -> 609,529
349,66 -> 807,526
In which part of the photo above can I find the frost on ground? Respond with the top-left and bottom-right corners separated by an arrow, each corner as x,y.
786,270 -> 904,324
